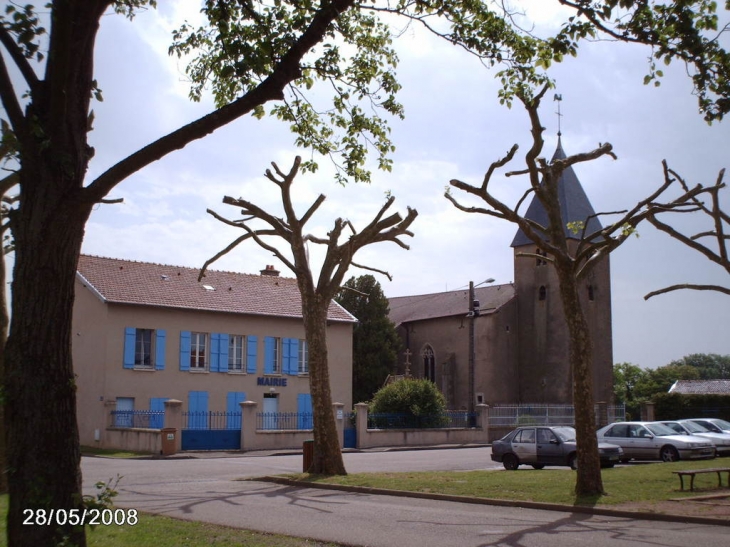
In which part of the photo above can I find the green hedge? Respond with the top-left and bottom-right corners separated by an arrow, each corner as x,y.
653,392 -> 730,420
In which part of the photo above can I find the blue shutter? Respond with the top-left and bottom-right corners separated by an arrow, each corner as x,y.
246,335 -> 258,374
226,391 -> 246,429
180,331 -> 191,371
155,330 -> 166,371
264,336 -> 276,374
297,393 -> 313,430
210,333 -> 220,372
219,333 -> 229,372
187,391 -> 209,429
283,338 -> 299,375
123,327 -> 136,369
149,397 -> 167,428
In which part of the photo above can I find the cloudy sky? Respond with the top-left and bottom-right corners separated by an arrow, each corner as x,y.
8,1 -> 729,370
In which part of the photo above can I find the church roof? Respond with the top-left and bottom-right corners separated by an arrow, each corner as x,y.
668,379 -> 730,395
511,138 -> 603,247
388,284 -> 515,326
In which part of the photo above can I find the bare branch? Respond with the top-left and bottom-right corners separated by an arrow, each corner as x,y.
0,25 -> 39,91
99,197 -> 124,204
350,261 -> 393,281
645,283 -> 730,300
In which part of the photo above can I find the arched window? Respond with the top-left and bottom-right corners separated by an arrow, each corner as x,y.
536,248 -> 548,267
422,346 -> 436,383
538,285 -> 547,301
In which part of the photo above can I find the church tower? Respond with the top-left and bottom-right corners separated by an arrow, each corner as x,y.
510,138 -> 614,404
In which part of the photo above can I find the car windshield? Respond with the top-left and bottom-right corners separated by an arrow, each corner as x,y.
552,427 -> 576,442
714,419 -> 730,430
681,421 -> 708,433
647,423 -> 680,436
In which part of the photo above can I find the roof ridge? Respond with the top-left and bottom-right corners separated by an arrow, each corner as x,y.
79,253 -> 296,280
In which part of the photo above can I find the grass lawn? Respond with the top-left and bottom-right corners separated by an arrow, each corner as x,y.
0,495 -> 344,547
292,458 -> 730,507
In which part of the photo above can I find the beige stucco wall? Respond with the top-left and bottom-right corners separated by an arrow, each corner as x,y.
72,276 -> 353,448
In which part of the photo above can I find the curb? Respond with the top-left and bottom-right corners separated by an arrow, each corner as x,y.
254,476 -> 730,528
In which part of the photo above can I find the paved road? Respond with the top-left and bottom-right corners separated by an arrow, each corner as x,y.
81,449 -> 729,547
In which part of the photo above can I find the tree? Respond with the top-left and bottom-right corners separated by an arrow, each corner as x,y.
667,353 -> 730,379
613,363 -> 648,420
335,275 -> 402,404
636,363 -> 701,399
445,85 -> 716,496
2,1 -> 730,543
200,156 -> 417,474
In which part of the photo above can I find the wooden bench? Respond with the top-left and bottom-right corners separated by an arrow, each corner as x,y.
673,468 -> 730,491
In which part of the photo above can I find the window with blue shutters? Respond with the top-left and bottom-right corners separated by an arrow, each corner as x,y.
282,338 -> 299,375
264,336 -> 280,374
297,393 -> 313,430
228,335 -> 245,372
124,327 -> 166,370
246,336 -> 258,374
298,339 -> 309,374
210,333 -> 229,373
180,331 -> 191,371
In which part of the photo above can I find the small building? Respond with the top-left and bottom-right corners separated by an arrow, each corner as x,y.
389,139 -> 614,409
73,255 -> 355,449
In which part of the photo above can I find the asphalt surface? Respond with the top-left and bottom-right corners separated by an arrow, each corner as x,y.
81,446 -> 730,547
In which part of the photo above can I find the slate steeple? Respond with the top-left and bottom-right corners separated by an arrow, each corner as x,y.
510,138 -> 602,248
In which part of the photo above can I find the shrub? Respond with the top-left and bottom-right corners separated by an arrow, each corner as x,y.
369,378 -> 446,417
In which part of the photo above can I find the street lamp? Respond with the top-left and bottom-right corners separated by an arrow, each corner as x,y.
468,278 -> 495,425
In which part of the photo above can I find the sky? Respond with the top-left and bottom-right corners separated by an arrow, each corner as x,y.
5,1 -> 729,370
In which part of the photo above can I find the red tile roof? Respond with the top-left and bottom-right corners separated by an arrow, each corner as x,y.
77,255 -> 356,323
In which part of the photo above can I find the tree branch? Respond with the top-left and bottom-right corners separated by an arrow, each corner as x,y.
0,25 -> 39,91
645,283 -> 730,300
83,0 -> 357,204
0,49 -> 25,135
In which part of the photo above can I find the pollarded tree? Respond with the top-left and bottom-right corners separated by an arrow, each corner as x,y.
445,84 -> 719,497
200,156 -> 417,475
335,275 -> 402,404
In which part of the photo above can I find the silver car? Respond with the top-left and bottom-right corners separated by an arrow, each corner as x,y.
660,419 -> 730,456
689,418 -> 730,435
596,421 -> 715,462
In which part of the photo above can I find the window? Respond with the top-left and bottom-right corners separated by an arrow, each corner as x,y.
135,329 -> 154,368
124,327 -> 166,370
536,248 -> 548,267
228,335 -> 245,371
298,339 -> 309,374
423,345 -> 435,382
538,286 -> 547,301
190,332 -> 207,370
587,285 -> 595,301
516,429 -> 535,443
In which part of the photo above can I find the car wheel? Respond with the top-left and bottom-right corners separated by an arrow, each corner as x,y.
660,445 -> 679,462
568,453 -> 578,470
503,454 -> 519,470
600,463 -> 615,469
531,464 -> 545,470
620,458 -> 631,464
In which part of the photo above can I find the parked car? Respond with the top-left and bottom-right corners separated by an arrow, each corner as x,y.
490,426 -> 623,470
688,418 -> 730,435
659,420 -> 730,456
596,421 -> 716,462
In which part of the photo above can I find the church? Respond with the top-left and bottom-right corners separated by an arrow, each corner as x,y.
388,138 -> 614,409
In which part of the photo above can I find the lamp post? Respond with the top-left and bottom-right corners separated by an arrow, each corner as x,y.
468,278 -> 495,425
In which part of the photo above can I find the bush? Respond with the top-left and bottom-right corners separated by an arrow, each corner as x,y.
369,378 -> 446,417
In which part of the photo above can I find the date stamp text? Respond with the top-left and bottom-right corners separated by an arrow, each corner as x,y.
22,508 -> 138,526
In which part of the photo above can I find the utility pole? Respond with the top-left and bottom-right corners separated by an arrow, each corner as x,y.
468,281 -> 475,425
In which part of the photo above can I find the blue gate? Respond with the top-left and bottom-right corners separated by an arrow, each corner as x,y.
181,411 -> 241,450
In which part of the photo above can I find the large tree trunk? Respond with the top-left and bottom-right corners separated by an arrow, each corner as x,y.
3,176 -> 93,546
0,238 -> 7,495
554,259 -> 603,496
301,295 -> 346,475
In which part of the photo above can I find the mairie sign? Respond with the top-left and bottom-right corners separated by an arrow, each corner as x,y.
257,377 -> 288,387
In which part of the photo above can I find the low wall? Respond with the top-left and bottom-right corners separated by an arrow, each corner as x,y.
244,430 -> 314,451
104,428 -> 162,454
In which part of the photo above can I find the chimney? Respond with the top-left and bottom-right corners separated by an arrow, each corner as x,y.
260,265 -> 280,277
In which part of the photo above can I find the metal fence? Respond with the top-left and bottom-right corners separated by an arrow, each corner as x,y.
367,411 -> 478,430
183,411 -> 241,430
488,404 -> 625,427
109,410 -> 164,429
256,411 -> 313,430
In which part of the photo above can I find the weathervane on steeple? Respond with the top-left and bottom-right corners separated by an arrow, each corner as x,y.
554,93 -> 563,137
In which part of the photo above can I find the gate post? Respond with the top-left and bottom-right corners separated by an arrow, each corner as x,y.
477,404 -> 489,442
332,402 -> 345,448
164,399 -> 183,453
355,403 -> 369,449
240,401 -> 258,451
